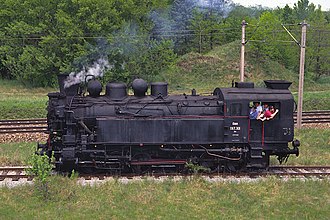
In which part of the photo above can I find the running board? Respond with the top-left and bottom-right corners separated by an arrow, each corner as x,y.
131,159 -> 186,166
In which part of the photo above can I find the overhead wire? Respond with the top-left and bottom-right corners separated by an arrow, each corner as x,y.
0,27 -> 327,41
0,26 -> 328,48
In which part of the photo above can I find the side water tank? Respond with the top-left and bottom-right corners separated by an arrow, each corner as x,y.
106,82 -> 127,100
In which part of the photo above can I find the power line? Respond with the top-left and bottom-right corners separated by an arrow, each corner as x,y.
0,33 -> 243,41
0,27 -> 328,41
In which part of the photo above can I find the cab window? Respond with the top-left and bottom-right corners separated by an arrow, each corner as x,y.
249,101 -> 280,120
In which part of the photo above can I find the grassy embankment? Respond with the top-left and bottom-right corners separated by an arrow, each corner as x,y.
0,128 -> 328,219
0,128 -> 329,219
0,176 -> 329,219
0,79 -> 51,119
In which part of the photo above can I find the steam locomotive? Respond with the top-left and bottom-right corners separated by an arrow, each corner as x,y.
38,74 -> 300,173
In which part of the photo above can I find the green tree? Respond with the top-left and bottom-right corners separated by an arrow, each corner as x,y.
248,1 -> 329,79
281,4 -> 295,24
0,0 -> 173,86
305,5 -> 329,79
249,12 -> 283,59
221,5 -> 262,45
293,0 -> 316,20
169,0 -> 198,54
104,31 -> 177,83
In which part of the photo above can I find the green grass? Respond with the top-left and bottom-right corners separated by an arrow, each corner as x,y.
0,79 -> 51,119
0,142 -> 35,166
0,128 -> 328,219
270,128 -> 330,165
293,90 -> 330,111
0,78 -> 53,93
0,177 -> 329,219
0,94 -> 48,119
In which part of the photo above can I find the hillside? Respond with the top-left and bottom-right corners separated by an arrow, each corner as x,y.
164,41 -> 328,93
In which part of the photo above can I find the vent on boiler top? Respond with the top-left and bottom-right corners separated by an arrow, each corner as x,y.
235,82 -> 254,88
264,80 -> 292,89
151,82 -> 168,97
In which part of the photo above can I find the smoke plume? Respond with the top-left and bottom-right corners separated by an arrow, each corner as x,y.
64,58 -> 111,88
196,0 -> 234,18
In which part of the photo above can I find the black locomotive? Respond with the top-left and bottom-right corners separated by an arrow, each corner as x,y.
38,74 -> 300,173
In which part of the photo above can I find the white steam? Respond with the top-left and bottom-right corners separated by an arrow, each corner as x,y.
64,58 -> 111,88
196,0 -> 234,18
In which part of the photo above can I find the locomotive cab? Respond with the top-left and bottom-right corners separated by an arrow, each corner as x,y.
215,80 -> 299,168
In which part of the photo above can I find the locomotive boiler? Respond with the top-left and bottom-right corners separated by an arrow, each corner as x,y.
38,74 -> 300,173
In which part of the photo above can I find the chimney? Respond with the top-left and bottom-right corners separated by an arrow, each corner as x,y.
57,74 -> 79,96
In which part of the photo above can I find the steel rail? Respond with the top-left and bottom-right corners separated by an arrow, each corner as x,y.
0,121 -> 47,126
0,118 -> 47,124
269,165 -> 330,169
0,128 -> 47,134
0,166 -> 32,181
0,118 -> 48,133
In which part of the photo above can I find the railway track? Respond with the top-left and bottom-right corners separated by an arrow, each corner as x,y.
0,110 -> 329,134
293,110 -> 330,124
0,118 -> 47,134
1,166 -> 329,182
0,166 -> 32,181
265,165 -> 330,177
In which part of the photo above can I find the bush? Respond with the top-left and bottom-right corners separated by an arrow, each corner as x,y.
26,154 -> 53,200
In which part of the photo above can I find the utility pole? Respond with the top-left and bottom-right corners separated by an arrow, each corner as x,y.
281,21 -> 307,128
297,21 -> 307,129
240,20 -> 247,82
